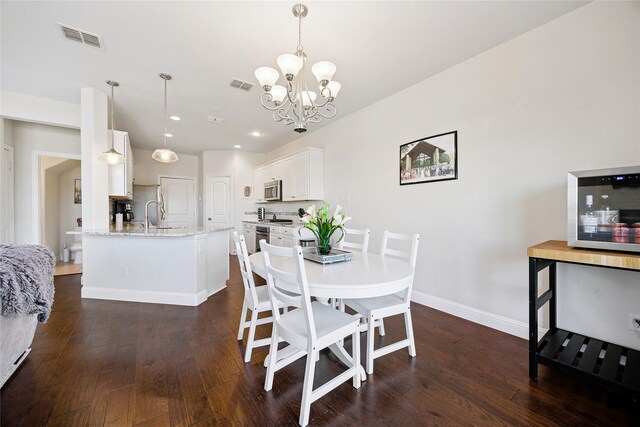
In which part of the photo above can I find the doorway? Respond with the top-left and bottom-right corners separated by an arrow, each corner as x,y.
205,175 -> 232,252
38,156 -> 81,262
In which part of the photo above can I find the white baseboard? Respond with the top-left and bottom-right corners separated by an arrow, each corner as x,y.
82,286 -> 209,306
411,290 -> 547,339
207,284 -> 226,297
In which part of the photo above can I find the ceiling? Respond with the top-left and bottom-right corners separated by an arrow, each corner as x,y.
1,1 -> 587,154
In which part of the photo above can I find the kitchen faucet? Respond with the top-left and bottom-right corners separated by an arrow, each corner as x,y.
145,199 -> 165,230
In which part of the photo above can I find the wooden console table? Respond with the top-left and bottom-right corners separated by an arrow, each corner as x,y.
528,240 -> 640,397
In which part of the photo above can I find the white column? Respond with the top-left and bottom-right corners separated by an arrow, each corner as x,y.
80,88 -> 109,231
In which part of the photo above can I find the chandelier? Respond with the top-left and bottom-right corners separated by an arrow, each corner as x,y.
255,4 -> 341,133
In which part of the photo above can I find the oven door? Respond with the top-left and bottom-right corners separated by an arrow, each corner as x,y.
255,226 -> 269,252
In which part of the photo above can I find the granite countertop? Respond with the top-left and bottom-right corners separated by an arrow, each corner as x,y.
242,220 -> 304,228
83,225 -> 233,237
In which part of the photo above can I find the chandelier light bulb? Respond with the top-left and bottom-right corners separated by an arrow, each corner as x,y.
255,67 -> 280,90
323,81 -> 341,101
298,90 -> 317,108
277,54 -> 303,80
311,61 -> 336,86
270,85 -> 287,104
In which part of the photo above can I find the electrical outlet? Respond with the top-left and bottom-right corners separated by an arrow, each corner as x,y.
629,313 -> 640,332
122,267 -> 128,278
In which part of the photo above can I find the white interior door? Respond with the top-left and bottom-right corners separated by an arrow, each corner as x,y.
160,177 -> 196,227
1,146 -> 14,243
206,176 -> 231,230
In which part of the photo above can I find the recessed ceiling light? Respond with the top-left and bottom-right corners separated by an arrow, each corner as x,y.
165,133 -> 173,137
169,115 -> 181,121
251,131 -> 261,137
234,145 -> 242,149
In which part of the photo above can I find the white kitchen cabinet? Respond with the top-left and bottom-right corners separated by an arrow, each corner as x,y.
243,222 -> 257,254
253,166 -> 267,203
108,130 -> 134,200
265,161 -> 282,182
270,226 -> 294,248
256,148 -> 323,203
280,157 -> 295,201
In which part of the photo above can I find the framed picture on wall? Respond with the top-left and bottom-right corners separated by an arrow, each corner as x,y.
400,131 -> 458,185
74,179 -> 82,204
243,185 -> 253,198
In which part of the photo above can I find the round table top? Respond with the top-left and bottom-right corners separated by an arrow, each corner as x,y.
248,251 -> 413,299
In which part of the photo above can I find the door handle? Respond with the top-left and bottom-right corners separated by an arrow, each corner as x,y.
208,217 -> 212,220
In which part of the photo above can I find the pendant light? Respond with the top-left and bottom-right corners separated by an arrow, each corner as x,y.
152,73 -> 179,163
99,80 -> 124,165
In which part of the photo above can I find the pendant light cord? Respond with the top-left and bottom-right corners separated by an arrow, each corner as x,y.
163,77 -> 168,149
110,83 -> 115,149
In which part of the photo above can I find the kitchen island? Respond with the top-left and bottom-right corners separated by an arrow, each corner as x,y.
81,225 -> 232,306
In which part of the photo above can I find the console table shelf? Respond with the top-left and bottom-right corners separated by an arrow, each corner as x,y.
528,240 -> 640,399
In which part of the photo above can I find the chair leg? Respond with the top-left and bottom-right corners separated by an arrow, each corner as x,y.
366,314 -> 375,375
244,308 -> 259,363
404,309 -> 417,357
352,330 -> 361,389
264,325 -> 280,392
237,301 -> 248,340
299,349 -> 318,427
378,318 -> 386,336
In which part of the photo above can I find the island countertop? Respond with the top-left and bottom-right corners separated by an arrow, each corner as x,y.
82,225 -> 233,237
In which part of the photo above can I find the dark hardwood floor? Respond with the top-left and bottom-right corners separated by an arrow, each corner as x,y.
1,256 -> 638,426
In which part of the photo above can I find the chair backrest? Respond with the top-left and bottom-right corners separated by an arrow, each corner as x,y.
260,241 -> 317,343
337,228 -> 371,253
380,231 -> 420,301
380,231 -> 420,270
233,231 -> 259,306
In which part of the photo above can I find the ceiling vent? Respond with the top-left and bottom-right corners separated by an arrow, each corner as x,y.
56,22 -> 104,49
206,115 -> 226,124
230,79 -> 253,91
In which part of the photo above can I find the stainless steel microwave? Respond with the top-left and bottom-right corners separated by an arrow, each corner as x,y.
264,180 -> 282,201
568,166 -> 640,252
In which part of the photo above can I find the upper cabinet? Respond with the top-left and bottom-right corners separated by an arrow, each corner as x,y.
108,131 -> 135,200
254,148 -> 323,203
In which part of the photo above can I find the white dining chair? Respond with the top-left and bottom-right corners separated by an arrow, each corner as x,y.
261,240 -> 361,427
343,231 -> 420,374
234,232 -> 283,363
337,227 -> 371,253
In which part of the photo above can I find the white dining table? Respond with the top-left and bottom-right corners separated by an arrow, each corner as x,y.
248,250 -> 413,380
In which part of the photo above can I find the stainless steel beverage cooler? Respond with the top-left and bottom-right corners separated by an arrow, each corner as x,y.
568,166 -> 640,252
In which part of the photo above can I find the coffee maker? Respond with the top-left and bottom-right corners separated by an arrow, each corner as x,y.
113,200 -> 134,222
123,203 -> 134,222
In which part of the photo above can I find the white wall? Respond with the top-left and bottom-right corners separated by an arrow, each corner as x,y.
264,2 -> 640,347
10,120 -> 80,244
132,148 -> 201,225
202,150 -> 266,247
0,91 -> 80,129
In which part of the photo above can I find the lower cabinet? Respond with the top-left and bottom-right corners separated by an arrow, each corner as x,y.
270,226 -> 294,248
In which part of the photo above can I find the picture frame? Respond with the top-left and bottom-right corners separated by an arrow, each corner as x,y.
243,185 -> 253,199
400,131 -> 458,185
74,179 -> 82,204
